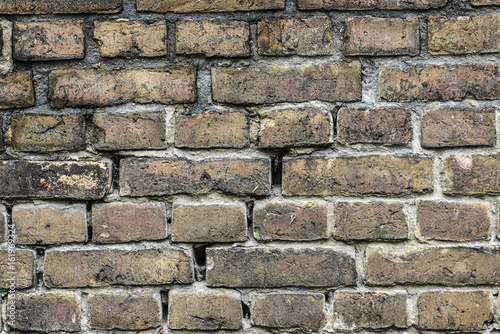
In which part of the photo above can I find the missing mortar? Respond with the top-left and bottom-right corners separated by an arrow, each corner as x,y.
271,152 -> 285,187
242,301 -> 251,319
86,202 -> 93,243
193,245 -> 210,281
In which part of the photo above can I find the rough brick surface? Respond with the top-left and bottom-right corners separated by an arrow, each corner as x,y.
137,0 -> 285,12
0,0 -> 122,14
298,0 -> 446,9
0,72 -> 35,109
0,204 -> 6,242
0,250 -> 35,289
471,0 -> 500,5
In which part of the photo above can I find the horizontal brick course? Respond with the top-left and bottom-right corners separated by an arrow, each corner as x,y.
137,0 -> 285,12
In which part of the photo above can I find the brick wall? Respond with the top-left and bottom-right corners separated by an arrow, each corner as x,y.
0,0 -> 499,332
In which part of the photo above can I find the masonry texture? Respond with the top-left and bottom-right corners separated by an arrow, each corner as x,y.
0,0 -> 499,333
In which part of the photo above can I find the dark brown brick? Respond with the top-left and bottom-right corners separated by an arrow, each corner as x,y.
337,107 -> 412,145
0,0 -> 122,14
334,201 -> 407,241
92,202 -> 167,243
333,291 -> 407,330
344,17 -> 419,56
442,154 -> 500,195
298,0 -> 447,9
175,111 -> 249,148
252,293 -> 324,331
283,155 -> 433,196
120,158 -> 270,197
137,0 -> 285,12
421,108 -> 496,147
89,292 -> 161,330
212,62 -> 361,104
253,200 -> 328,241
366,246 -> 500,286
0,250 -> 35,289
13,21 -> 85,61
168,290 -> 242,330
0,72 -> 35,109
0,204 -> 6,243
257,17 -> 333,56
206,247 -> 356,288
49,68 -> 196,108
417,291 -> 493,330
11,114 -> 86,152
44,248 -> 193,288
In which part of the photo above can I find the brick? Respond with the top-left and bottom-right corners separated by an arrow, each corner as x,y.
206,247 -> 356,287
253,200 -> 328,241
92,202 -> 167,243
366,246 -> 500,286
13,21 -> 85,61
0,204 -> 6,242
11,293 -> 81,332
175,111 -> 249,148
334,201 -> 407,241
0,72 -> 35,109
428,14 -> 500,54
49,68 -> 196,108
11,114 -> 86,152
252,293 -> 324,331
257,17 -> 333,56
168,290 -> 242,330
417,291 -> 493,330
172,203 -> 247,243
89,292 -> 161,330
379,64 -> 500,102
298,0 -> 446,9
44,248 -> 193,288
337,107 -> 412,145
258,105 -> 331,148
94,21 -> 167,58
421,108 -> 496,148
0,0 -> 122,14
212,62 -> 361,104
333,291 -> 407,330
442,154 -> 500,195
13,204 -> 87,245
283,155 -> 433,196
120,158 -> 270,197
137,0 -> 285,12
0,250 -> 35,289
0,160 -> 112,199
176,21 -> 250,57
90,111 -> 166,150
344,17 -> 419,56
471,0 -> 500,5
417,201 -> 490,241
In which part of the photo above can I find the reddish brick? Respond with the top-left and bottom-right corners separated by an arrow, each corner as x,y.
298,0 -> 447,9
0,0 -> 122,14
137,0 -> 285,12
0,204 -> 6,243
0,250 -> 35,289
0,72 -> 35,109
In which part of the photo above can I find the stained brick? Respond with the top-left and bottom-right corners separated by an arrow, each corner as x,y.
297,0 -> 447,10
0,72 -> 35,109
0,204 -> 6,243
137,0 -> 285,12
0,0 -> 122,14
0,250 -> 35,289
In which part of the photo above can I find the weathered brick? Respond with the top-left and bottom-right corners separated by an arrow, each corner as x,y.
11,114 -> 86,152
417,291 -> 493,330
175,111 -> 249,148
298,0 -> 446,9
471,0 -> 500,5
421,108 -> 496,148
379,65 -> 500,102
0,250 -> 35,289
0,204 -> 6,243
13,21 -> 85,61
253,200 -> 328,241
49,68 -> 196,108
168,290 -> 242,330
44,248 -> 193,288
172,203 -> 247,243
11,293 -> 81,332
89,292 -> 161,330
334,201 -> 407,241
366,246 -> 500,286
442,154 -> 500,195
94,21 -> 167,58
92,202 -> 167,243
428,14 -> 500,54
417,201 -> 490,241
258,105 -> 331,148
283,155 -> 433,196
333,291 -> 407,330
0,0 -> 122,14
13,204 -> 87,245
252,293 -> 324,331
206,247 -> 356,287
120,158 -> 270,197
337,107 -> 412,145
137,0 -> 284,12
0,72 -> 35,109
176,21 -> 249,57
90,111 -> 166,150
257,17 -> 333,56
344,17 -> 419,56
212,62 -> 361,104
